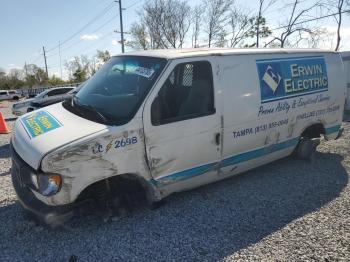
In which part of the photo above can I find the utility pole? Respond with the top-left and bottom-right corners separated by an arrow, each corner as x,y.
116,0 -> 125,53
59,41 -> 62,79
42,46 -> 48,78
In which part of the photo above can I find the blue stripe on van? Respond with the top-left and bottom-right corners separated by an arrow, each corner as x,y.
154,162 -> 218,185
150,124 -> 342,186
325,124 -> 341,135
153,137 -> 299,185
221,138 -> 299,168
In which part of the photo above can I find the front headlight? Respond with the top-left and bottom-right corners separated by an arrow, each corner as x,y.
35,174 -> 62,196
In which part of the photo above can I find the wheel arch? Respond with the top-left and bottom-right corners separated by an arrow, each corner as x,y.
75,172 -> 158,205
299,122 -> 326,139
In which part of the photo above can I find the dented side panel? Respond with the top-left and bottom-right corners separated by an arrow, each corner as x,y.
142,57 -> 222,196
39,117 -> 157,205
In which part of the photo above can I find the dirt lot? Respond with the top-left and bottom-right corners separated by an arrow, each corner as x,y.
0,101 -> 349,261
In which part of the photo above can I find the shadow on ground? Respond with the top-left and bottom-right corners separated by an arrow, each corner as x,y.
0,151 -> 347,261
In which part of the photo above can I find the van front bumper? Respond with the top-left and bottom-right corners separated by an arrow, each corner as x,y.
10,144 -> 74,226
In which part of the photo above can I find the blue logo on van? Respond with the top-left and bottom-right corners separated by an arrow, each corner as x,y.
256,56 -> 328,103
21,110 -> 62,138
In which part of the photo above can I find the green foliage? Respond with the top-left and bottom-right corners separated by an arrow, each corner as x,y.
25,64 -> 48,87
96,50 -> 111,63
48,75 -> 66,86
126,23 -> 150,50
0,64 -> 67,90
65,56 -> 90,82
1,49 -> 112,90
0,68 -> 25,90
246,16 -> 272,47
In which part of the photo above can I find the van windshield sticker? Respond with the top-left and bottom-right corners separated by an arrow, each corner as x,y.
134,67 -> 155,78
256,56 -> 328,103
20,110 -> 62,139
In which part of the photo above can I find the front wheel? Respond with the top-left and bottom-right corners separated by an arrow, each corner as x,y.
294,137 -> 320,160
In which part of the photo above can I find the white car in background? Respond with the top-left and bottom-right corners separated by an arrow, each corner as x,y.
0,90 -> 22,101
12,87 -> 73,116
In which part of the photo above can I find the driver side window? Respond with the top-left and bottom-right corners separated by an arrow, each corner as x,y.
151,61 -> 215,125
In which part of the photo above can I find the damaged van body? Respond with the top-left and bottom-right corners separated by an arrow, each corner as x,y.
11,49 -> 346,225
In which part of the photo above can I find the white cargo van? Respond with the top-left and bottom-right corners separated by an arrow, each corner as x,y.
11,48 -> 345,225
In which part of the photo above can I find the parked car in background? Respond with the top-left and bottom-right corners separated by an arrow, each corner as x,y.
12,87 -> 73,116
27,84 -> 84,112
0,90 -> 22,101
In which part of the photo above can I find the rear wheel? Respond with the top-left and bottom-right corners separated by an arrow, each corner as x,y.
295,137 -> 320,160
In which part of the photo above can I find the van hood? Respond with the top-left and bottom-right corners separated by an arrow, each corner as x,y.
12,102 -> 107,169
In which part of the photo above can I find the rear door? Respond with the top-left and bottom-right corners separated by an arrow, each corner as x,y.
143,58 -> 222,189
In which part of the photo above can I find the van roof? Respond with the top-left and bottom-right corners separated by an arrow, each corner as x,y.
118,48 -> 338,60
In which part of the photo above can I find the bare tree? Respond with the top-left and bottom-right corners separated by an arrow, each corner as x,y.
265,0 -> 320,48
139,0 -> 192,49
228,8 -> 251,47
142,1 -> 166,49
191,5 -> 204,48
203,0 -> 234,47
334,0 -> 344,51
315,0 -> 349,50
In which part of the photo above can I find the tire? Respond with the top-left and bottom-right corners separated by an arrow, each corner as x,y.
295,137 -> 319,160
13,96 -> 19,101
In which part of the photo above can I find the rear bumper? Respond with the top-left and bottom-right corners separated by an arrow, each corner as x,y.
10,144 -> 74,226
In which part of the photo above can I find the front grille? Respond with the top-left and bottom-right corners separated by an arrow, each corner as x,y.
10,143 -> 39,190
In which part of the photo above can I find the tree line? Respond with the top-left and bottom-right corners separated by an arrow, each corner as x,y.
1,0 -> 348,90
126,0 -> 349,50
0,50 -> 110,90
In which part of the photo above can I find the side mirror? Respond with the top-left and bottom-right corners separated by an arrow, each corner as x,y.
151,95 -> 161,126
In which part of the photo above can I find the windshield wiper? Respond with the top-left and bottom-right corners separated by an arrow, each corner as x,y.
72,96 -> 110,124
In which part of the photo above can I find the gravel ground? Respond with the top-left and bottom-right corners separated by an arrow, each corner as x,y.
0,101 -> 350,261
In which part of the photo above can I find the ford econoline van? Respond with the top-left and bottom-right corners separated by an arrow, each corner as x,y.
11,48 -> 346,225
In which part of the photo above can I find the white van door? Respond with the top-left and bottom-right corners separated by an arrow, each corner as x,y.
143,59 -> 222,189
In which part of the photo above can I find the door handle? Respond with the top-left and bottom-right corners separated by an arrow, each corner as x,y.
215,133 -> 221,145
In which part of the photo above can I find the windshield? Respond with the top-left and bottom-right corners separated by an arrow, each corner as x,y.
35,90 -> 49,98
68,83 -> 85,94
65,56 -> 167,125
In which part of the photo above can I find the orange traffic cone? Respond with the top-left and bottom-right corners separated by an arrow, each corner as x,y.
0,113 -> 10,134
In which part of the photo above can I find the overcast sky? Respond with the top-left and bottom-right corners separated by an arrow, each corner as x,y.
0,0 -> 349,78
